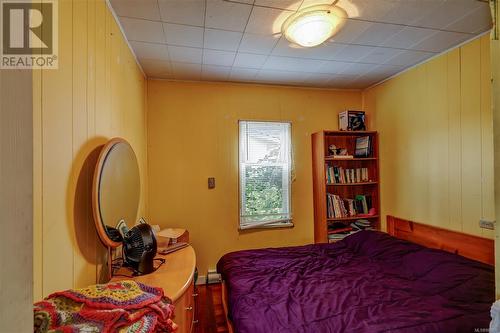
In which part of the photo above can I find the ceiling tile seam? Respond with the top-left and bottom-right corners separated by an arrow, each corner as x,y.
151,76 -> 362,91
138,53 -> 405,71
364,29 -> 492,91
224,0 -> 297,12
229,0 -> 256,69
442,5 -> 485,32
165,59 -> 362,77
156,0 -> 173,76
127,35 -> 441,57
201,0 -> 207,77
348,17 -> 480,35
104,0 -> 146,78
133,40 -> 428,67
117,14 -> 481,37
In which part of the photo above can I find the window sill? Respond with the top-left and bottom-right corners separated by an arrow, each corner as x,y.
239,222 -> 294,231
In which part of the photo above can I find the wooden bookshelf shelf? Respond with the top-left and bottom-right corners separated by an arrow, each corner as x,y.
312,130 -> 380,243
326,182 -> 378,186
327,215 -> 379,222
325,157 -> 378,161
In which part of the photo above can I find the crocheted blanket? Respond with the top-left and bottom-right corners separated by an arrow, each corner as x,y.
34,280 -> 177,333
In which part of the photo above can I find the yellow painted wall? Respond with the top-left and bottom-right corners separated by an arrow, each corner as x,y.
33,0 -> 148,300
363,35 -> 495,240
147,80 -> 362,274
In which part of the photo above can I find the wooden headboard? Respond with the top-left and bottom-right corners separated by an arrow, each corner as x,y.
387,216 -> 494,265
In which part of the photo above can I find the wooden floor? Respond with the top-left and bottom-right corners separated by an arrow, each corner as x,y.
194,284 -> 229,333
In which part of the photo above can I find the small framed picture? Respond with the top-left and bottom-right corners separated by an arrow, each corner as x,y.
355,136 -> 371,157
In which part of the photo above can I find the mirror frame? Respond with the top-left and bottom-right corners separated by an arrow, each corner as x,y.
92,137 -> 138,249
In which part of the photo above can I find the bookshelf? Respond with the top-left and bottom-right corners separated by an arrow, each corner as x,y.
312,131 -> 380,243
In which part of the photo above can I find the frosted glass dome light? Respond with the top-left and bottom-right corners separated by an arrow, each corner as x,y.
282,5 -> 347,48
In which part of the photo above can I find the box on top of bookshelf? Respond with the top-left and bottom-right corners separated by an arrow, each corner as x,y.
312,131 -> 380,243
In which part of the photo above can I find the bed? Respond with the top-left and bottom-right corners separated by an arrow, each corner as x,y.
216,217 -> 495,333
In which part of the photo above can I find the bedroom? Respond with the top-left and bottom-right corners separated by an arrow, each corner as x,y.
1,0 -> 500,332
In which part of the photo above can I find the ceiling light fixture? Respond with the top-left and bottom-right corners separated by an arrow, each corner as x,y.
282,5 -> 347,48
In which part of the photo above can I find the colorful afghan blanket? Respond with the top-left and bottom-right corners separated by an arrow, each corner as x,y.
34,280 -> 177,333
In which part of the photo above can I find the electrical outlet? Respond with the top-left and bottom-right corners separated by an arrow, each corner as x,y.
479,220 -> 495,230
208,177 -> 215,189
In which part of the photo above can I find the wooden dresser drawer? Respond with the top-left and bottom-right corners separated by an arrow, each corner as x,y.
111,245 -> 197,333
174,281 -> 195,333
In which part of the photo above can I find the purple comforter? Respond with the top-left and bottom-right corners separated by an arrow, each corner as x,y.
217,231 -> 494,333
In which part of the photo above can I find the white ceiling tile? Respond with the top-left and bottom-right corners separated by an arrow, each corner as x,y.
358,47 -> 402,65
257,70 -> 307,85
445,6 -> 493,34
139,59 -> 172,77
364,64 -> 403,77
120,17 -> 164,43
206,0 -> 253,32
317,61 -> 350,74
158,0 -> 205,26
381,26 -> 434,50
239,33 -> 280,54
164,23 -> 204,48
255,0 -> 301,11
353,22 -> 402,46
327,75 -> 358,87
338,62 -> 377,76
272,38 -> 345,60
171,62 -> 202,79
230,67 -> 259,80
385,50 -> 433,67
203,49 -> 236,66
202,65 -> 231,80
231,0 -> 255,4
344,0 -> 395,22
233,52 -> 268,69
110,0 -> 160,20
381,1 -> 441,26
328,44 -> 375,62
263,56 -> 325,72
130,41 -> 169,60
413,0 -> 481,31
303,73 -> 334,85
204,29 -> 243,51
329,19 -> 371,44
245,6 -> 292,35
300,0 -> 333,9
412,31 -> 471,53
168,45 -> 203,63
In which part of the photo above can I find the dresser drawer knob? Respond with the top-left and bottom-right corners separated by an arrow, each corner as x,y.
192,320 -> 199,325
185,306 -> 193,311
192,293 -> 199,297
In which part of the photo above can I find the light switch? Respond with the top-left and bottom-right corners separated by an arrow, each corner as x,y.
208,177 -> 215,189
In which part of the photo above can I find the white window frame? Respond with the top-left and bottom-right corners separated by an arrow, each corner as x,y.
238,120 -> 293,230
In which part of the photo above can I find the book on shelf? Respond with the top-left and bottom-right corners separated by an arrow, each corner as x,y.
327,219 -> 375,242
327,193 -> 373,218
326,165 -> 370,184
331,155 -> 353,159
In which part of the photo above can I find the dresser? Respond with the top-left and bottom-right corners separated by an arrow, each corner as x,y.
111,242 -> 197,333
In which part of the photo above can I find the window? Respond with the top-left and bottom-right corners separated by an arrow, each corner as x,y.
239,121 -> 292,230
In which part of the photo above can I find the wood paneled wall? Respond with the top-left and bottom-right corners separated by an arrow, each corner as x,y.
491,2 -> 500,299
33,0 -> 148,300
363,35 -> 494,239
0,69 -> 33,332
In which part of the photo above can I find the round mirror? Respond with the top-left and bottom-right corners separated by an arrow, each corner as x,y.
92,138 -> 140,248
